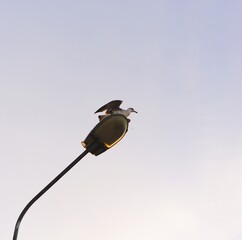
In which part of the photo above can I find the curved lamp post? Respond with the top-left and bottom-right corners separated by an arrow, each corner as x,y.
13,114 -> 129,240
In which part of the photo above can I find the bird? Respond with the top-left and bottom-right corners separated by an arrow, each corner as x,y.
94,100 -> 137,121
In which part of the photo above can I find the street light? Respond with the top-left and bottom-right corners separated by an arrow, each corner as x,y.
13,114 -> 129,240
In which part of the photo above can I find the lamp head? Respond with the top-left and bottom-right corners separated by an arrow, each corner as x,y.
81,114 -> 129,156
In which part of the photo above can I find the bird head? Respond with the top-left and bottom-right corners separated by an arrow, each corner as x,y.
129,108 -> 138,113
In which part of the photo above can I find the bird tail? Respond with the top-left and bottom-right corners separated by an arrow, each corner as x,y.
98,115 -> 106,121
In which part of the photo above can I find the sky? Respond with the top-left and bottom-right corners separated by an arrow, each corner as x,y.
1,0 -> 242,239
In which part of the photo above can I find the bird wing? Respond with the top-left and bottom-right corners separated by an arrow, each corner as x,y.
94,100 -> 123,113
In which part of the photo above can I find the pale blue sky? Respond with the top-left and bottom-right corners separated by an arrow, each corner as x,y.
1,1 -> 242,240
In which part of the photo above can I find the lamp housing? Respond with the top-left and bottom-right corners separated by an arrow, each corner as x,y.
81,114 -> 129,156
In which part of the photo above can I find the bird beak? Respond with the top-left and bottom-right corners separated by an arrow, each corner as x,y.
133,109 -> 138,113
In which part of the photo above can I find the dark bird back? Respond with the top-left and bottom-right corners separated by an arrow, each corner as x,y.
94,100 -> 123,114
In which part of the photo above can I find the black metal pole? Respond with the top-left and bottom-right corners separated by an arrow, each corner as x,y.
13,149 -> 89,240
